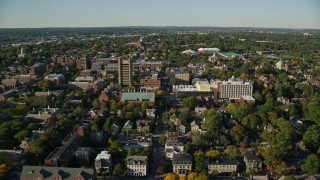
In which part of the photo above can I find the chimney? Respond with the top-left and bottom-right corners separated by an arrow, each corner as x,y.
48,105 -> 50,109
77,127 -> 85,136
38,111 -> 41,116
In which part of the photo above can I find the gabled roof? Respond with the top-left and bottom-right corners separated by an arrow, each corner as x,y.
20,166 -> 94,179
172,154 -> 192,163
1,79 -> 17,86
244,151 -> 262,161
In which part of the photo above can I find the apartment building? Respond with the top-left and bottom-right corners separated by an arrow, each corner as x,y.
127,156 -> 148,177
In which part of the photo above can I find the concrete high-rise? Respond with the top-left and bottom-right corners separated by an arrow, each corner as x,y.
118,57 -> 133,86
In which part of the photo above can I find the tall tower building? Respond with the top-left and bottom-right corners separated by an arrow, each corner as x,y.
118,57 -> 133,86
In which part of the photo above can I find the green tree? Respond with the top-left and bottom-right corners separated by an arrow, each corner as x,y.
242,114 -> 260,132
301,154 -> 320,175
307,93 -> 320,124
39,79 -> 54,91
113,163 -> 125,176
184,142 -> 195,154
182,96 -> 198,107
194,150 -> 204,172
224,145 -> 241,159
14,130 -> 30,142
92,98 -> 100,108
159,134 -> 166,146
303,125 -> 320,153
230,124 -> 246,145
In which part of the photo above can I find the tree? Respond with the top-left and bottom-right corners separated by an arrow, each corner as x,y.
14,130 -> 30,142
155,89 -> 165,96
272,160 -> 288,176
157,166 -> 165,175
307,93 -> 320,124
39,79 -> 54,91
191,131 -> 203,146
301,154 -> 320,175
224,145 -> 240,159
205,150 -> 220,159
159,134 -> 166,146
164,173 -> 178,180
230,124 -> 246,145
182,97 -> 198,108
92,98 -> 100,108
187,170 -> 209,180
113,163 -> 125,176
0,164 -> 10,179
184,142 -> 195,154
303,125 -> 320,153
194,150 -> 205,172
241,114 -> 260,132
169,77 -> 178,85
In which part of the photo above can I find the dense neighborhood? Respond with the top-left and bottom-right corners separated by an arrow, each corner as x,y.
0,27 -> 320,180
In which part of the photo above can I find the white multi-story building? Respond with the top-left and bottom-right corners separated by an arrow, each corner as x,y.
95,151 -> 112,176
208,160 -> 238,174
127,156 -> 148,177
172,154 -> 192,175
45,74 -> 65,84
217,77 -> 253,99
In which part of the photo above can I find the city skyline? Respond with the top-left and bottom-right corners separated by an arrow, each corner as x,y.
0,0 -> 319,29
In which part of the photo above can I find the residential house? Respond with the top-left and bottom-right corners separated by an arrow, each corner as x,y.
95,151 -> 112,177
111,122 -> 120,134
123,120 -> 133,132
125,135 -> 153,150
208,160 -> 238,174
127,156 -> 148,177
165,140 -> 184,160
0,90 -> 16,102
176,124 -> 187,134
90,130 -> 104,143
195,107 -> 207,117
191,120 -> 201,132
98,89 -> 109,103
146,108 -> 156,119
169,114 -> 181,126
75,147 -> 91,164
172,154 -> 192,175
166,130 -> 178,142
244,151 -> 263,172
136,120 -> 151,133
20,165 -> 95,180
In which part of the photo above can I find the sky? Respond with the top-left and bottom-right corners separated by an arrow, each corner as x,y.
0,0 -> 319,29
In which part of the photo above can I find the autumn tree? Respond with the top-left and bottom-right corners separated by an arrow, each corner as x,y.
205,150 -> 220,159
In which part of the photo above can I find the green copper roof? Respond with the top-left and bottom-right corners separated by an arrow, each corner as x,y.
121,92 -> 155,102
219,52 -> 240,57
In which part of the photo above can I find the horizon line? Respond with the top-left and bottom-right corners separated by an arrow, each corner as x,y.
0,25 -> 319,30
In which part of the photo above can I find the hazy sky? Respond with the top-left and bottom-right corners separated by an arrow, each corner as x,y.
0,0 -> 319,29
